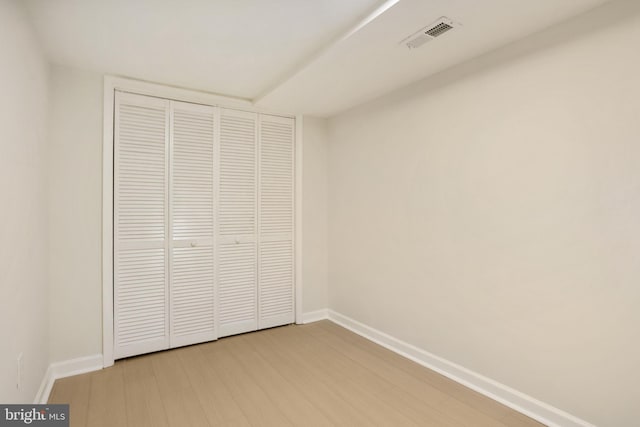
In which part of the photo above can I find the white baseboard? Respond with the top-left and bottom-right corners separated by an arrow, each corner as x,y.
34,354 -> 103,404
327,310 -> 595,427
302,309 -> 329,324
34,365 -> 54,405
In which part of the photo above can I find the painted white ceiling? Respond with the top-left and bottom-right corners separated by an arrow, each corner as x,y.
25,0 -> 611,116
24,0 -> 383,99
256,0 -> 612,116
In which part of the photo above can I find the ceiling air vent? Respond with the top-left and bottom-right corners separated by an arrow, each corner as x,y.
401,17 -> 459,50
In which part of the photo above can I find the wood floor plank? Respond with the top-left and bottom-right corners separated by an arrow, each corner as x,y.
262,326 -> 427,426
47,322 -> 545,427
48,382 -> 59,404
150,348 -> 211,427
268,325 -> 460,427
199,335 -> 294,426
224,334 -> 335,426
315,322 -> 508,411
175,344 -> 252,426
48,372 -> 91,427
246,329 -> 376,426
499,409 -> 547,427
86,363 -> 127,427
295,323 -> 514,427
121,355 -> 170,427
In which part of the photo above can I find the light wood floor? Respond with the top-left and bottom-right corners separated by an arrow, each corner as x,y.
49,321 -> 544,426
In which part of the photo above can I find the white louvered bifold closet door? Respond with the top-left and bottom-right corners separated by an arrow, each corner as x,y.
114,93 -> 296,359
258,115 -> 295,328
217,108 -> 259,337
114,92 -> 170,359
169,101 -> 216,348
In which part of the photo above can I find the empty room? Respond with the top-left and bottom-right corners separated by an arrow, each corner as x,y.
1,0 -> 638,426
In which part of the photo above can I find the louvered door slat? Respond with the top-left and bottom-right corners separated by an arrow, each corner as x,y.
169,101 -> 216,347
258,115 -> 295,329
217,108 -> 258,337
114,93 -> 296,357
171,246 -> 214,343
114,92 -> 170,359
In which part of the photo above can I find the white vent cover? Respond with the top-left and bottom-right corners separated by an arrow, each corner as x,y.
401,17 -> 460,49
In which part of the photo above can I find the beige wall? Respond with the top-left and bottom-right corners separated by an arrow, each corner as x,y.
0,0 -> 50,403
327,2 -> 640,426
48,65 -> 103,362
302,116 -> 329,313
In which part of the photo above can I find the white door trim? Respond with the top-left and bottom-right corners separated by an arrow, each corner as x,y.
102,75 -> 301,367
102,79 -> 115,367
294,115 -> 304,324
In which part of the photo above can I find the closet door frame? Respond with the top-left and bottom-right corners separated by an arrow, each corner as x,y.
102,76 -> 302,367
